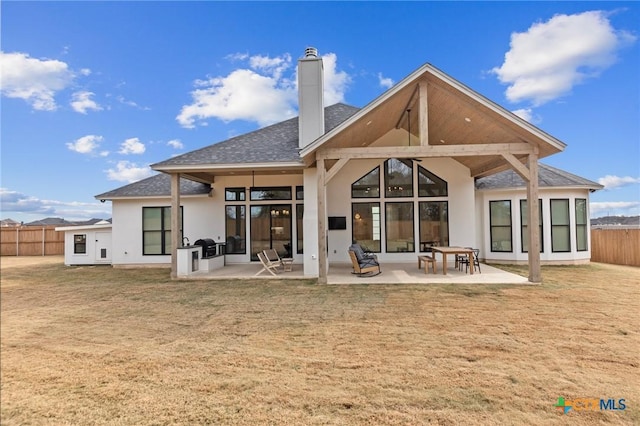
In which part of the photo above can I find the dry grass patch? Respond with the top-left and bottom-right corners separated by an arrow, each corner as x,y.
1,259 -> 638,425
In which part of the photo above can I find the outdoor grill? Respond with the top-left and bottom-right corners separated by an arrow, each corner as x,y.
194,238 -> 216,258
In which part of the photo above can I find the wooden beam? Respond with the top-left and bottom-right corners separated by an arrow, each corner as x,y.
501,153 -> 530,181
325,158 -> 349,183
527,152 -> 541,283
419,83 -> 429,146
317,158 -> 328,284
317,143 -> 533,160
170,173 -> 180,279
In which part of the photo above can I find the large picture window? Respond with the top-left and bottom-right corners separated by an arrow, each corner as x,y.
520,199 -> 543,253
385,202 -> 414,252
351,166 -> 380,198
550,199 -> 570,252
419,201 -> 449,251
143,206 -> 182,255
575,198 -> 588,251
352,203 -> 381,252
384,159 -> 413,197
225,205 -> 246,254
490,200 -> 512,252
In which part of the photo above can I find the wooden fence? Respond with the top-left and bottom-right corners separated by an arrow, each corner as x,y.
0,226 -> 64,256
591,228 -> 640,267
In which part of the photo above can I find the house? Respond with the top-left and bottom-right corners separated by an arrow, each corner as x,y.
96,47 -> 602,283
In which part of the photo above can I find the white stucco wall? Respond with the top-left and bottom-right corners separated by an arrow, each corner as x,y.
111,196 -> 216,266
477,187 -> 594,264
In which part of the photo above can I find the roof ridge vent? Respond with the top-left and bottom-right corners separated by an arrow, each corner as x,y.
304,47 -> 318,58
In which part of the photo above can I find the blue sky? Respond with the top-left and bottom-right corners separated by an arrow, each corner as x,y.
1,1 -> 638,222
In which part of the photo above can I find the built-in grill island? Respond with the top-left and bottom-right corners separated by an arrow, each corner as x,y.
177,238 -> 226,277
194,238 -> 217,258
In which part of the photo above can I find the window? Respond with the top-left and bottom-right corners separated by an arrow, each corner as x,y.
296,204 -> 304,254
520,199 -> 543,253
384,159 -> 413,197
250,186 -> 292,201
351,166 -> 380,198
225,187 -> 246,201
296,186 -> 304,200
419,201 -> 449,251
385,202 -> 414,252
575,198 -> 588,251
143,207 -> 183,255
418,166 -> 447,197
225,206 -> 246,254
550,199 -> 571,252
352,203 -> 381,252
490,201 -> 512,252
73,234 -> 86,254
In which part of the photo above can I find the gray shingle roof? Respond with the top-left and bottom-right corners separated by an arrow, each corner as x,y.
153,103 -> 360,167
475,163 -> 603,190
96,174 -> 210,199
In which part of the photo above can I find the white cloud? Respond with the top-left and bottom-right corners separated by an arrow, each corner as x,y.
66,134 -> 104,155
177,51 -> 351,128
512,108 -> 533,122
167,139 -> 184,149
106,161 -> 153,183
492,11 -> 636,106
0,187 -> 109,220
590,201 -> 640,216
118,137 -> 146,155
0,51 -> 84,111
71,90 -> 102,114
598,175 -> 640,190
378,72 -> 394,89
321,53 -> 351,106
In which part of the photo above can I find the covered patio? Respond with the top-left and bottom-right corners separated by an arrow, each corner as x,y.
182,261 -> 530,285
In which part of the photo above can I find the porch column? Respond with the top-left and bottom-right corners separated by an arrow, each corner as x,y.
170,173 -> 181,279
303,167 -> 319,277
317,158 -> 328,284
527,152 -> 541,283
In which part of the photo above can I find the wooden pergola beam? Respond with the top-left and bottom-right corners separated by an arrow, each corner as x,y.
419,83 -> 429,146
317,143 -> 533,160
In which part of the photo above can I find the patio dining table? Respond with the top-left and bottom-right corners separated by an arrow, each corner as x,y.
431,246 -> 475,275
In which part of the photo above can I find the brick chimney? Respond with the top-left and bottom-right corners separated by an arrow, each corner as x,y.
298,47 -> 325,149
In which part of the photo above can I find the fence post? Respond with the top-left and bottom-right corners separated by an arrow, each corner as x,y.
42,227 -> 45,256
16,228 -> 19,256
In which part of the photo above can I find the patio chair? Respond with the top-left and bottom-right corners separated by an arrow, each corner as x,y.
264,248 -> 293,272
458,248 -> 481,273
348,245 -> 381,277
255,251 -> 281,276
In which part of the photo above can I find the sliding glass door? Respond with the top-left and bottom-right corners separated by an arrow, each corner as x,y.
250,204 -> 292,260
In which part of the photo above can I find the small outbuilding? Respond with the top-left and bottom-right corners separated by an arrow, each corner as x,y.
56,220 -> 112,266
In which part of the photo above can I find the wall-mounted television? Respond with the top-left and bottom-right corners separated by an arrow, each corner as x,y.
328,216 -> 347,230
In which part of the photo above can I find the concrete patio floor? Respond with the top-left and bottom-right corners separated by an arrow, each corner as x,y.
185,261 -> 531,285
